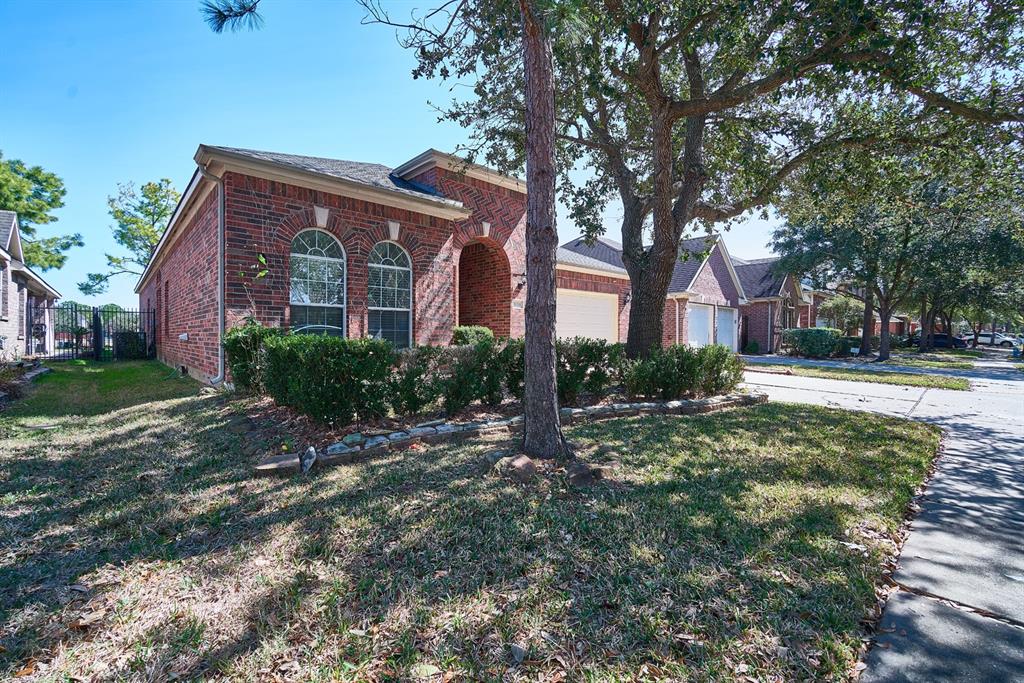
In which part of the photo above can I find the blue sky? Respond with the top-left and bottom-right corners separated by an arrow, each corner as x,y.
0,0 -> 778,308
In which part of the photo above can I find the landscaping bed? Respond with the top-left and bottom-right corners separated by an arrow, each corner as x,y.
745,363 -> 970,390
1,360 -> 941,681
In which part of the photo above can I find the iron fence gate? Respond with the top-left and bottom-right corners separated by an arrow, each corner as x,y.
28,303 -> 157,361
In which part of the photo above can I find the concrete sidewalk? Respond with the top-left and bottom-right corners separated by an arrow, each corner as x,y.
741,352 -> 1020,384
742,363 -> 1024,682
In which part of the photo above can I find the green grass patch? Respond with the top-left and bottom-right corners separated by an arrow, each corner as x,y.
748,363 -> 971,390
911,347 -> 982,358
0,363 -> 940,681
3,360 -> 197,419
881,356 -> 974,370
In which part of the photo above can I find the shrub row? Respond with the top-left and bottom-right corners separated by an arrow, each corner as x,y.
782,327 -> 850,358
224,323 -> 745,425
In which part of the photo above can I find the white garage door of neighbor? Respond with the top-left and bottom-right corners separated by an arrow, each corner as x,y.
717,307 -> 737,351
687,303 -> 713,347
556,290 -> 618,342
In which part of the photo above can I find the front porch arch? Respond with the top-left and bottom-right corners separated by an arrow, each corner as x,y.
457,240 -> 511,337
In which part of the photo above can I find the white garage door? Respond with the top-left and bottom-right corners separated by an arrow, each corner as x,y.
716,307 -> 737,351
687,303 -> 713,347
556,289 -> 618,342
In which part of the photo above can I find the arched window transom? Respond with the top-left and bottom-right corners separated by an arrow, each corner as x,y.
290,229 -> 346,336
367,241 -> 412,348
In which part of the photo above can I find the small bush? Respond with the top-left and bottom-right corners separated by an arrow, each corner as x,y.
451,325 -> 495,346
832,336 -> 852,357
743,340 -> 760,355
782,328 -> 844,358
263,335 -> 392,424
112,331 -> 148,360
623,344 -> 743,399
439,339 -> 505,414
389,346 -> 442,416
500,338 -> 525,399
223,320 -> 284,392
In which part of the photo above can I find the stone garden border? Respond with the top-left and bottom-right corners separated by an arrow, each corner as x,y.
0,363 -> 50,402
256,391 -> 769,475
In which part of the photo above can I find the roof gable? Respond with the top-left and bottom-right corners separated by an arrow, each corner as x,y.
731,257 -> 789,299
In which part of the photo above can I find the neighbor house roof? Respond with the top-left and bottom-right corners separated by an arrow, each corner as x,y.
731,257 -> 788,299
555,246 -> 627,276
560,234 -> 720,293
0,210 -> 16,251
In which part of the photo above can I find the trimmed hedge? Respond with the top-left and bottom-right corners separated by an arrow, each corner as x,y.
623,344 -> 744,399
224,321 -> 746,424
263,335 -> 392,424
223,319 -> 284,392
782,328 -> 846,358
451,325 -> 495,346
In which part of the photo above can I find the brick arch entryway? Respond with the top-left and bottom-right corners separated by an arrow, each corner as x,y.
457,239 -> 512,337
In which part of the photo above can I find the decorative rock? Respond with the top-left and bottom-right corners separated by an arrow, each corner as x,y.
510,455 -> 537,482
566,461 -> 597,487
510,643 -> 527,665
300,446 -> 318,474
255,452 -> 300,474
407,426 -> 437,438
342,432 -> 365,446
483,449 -> 510,467
364,435 -> 389,450
387,431 -> 410,442
415,418 -> 446,428
559,407 -> 574,419
434,423 -> 459,435
326,441 -> 358,456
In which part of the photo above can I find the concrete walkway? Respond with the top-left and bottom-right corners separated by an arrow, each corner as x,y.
743,360 -> 1024,682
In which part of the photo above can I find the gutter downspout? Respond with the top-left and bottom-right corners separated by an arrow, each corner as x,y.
197,164 -> 226,385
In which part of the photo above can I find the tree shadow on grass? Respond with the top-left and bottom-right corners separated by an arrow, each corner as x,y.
0,395 -> 936,681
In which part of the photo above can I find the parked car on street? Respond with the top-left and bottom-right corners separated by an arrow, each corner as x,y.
971,332 -> 1017,347
904,333 -> 968,349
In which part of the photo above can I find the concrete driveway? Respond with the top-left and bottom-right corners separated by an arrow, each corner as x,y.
743,361 -> 1024,682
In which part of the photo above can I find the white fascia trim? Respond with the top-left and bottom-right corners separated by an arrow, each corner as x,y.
135,169 -> 208,294
555,264 -> 630,280
6,217 -> 24,262
666,291 -> 690,300
393,148 -> 526,193
198,146 -> 472,221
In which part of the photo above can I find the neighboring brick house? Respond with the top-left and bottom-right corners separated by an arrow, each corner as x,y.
0,211 -> 61,358
559,234 -> 747,350
731,256 -> 808,353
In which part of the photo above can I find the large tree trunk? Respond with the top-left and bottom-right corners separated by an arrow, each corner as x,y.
859,286 -> 875,357
877,301 -> 893,361
519,0 -> 564,459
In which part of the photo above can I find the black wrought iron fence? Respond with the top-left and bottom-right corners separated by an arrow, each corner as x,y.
28,303 -> 157,361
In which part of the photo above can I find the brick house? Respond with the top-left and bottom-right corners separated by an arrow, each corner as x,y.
731,256 -> 808,353
0,211 -> 61,358
559,234 -> 747,350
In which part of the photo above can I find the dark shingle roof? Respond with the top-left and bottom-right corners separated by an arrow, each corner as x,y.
732,257 -> 788,299
560,234 -> 717,293
203,146 -> 462,207
555,246 -> 627,274
0,210 -> 16,250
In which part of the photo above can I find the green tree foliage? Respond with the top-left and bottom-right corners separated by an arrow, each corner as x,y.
362,0 -> 1024,356
0,151 -> 83,269
816,296 -> 864,335
79,179 -> 180,295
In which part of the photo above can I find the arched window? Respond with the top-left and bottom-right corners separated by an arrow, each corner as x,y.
290,229 -> 346,335
367,241 -> 412,348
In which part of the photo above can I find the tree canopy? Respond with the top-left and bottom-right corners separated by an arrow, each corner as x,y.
0,151 -> 83,269
78,180 -> 179,296
362,0 -> 1024,355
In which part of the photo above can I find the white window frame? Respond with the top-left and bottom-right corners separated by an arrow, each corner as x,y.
289,229 -> 347,336
367,240 -> 413,348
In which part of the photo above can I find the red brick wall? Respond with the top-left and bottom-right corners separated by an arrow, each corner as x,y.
687,247 -> 740,307
554,268 -> 631,341
140,162 -> 532,382
458,241 -> 511,336
740,301 -> 774,353
418,167 -> 529,338
139,187 -> 220,380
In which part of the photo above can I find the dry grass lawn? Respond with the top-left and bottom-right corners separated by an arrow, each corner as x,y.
1,361 -> 940,681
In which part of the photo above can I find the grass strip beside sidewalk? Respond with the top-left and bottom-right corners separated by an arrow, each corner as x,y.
746,363 -> 970,390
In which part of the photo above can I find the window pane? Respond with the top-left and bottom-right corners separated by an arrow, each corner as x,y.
368,310 -> 410,348
291,305 -> 345,336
